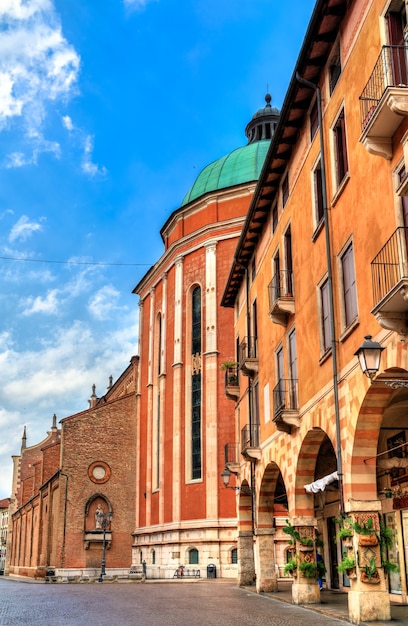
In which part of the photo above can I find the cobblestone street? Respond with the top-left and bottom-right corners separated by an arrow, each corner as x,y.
0,579 -> 352,626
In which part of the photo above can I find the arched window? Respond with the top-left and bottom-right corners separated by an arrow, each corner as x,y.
189,548 -> 199,565
231,548 -> 238,564
191,286 -> 202,479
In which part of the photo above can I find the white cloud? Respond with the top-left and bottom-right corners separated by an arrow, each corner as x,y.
0,313 -> 138,498
62,114 -> 74,131
123,0 -> 157,10
88,285 -> 123,320
81,134 -> 108,178
0,0 -> 80,164
0,0 -> 52,22
22,288 -> 59,315
8,214 -> 45,242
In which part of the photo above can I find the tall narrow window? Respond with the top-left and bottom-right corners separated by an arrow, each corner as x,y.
272,253 -> 281,300
191,286 -> 202,480
320,279 -> 332,353
333,109 -> 348,188
157,313 -> 162,375
282,173 -> 289,207
284,227 -> 293,296
275,346 -> 285,411
156,394 -> 160,489
313,159 -> 324,226
329,43 -> 341,94
341,243 -> 358,327
252,299 -> 258,358
288,329 -> 298,409
310,100 -> 318,141
272,202 -> 278,233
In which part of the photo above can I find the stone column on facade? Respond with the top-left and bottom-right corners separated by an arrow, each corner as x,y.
172,257 -> 183,523
135,300 -> 143,532
237,531 -> 255,586
159,273 -> 167,526
145,287 -> 155,527
290,516 -> 320,605
205,242 -> 218,520
345,500 -> 391,625
254,528 -> 278,592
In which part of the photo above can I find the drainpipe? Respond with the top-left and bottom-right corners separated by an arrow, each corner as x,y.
295,73 -> 345,517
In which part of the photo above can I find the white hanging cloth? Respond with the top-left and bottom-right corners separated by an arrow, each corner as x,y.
304,470 -> 339,494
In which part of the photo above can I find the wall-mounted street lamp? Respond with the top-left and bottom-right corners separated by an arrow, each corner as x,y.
355,335 -> 408,388
221,468 -> 252,495
96,509 -> 113,582
354,335 -> 384,380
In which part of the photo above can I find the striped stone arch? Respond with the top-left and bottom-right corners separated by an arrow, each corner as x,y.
347,370 -> 404,502
295,427 -> 334,516
258,462 -> 286,530
237,481 -> 253,534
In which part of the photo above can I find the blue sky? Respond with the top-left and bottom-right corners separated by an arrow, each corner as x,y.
0,0 -> 316,498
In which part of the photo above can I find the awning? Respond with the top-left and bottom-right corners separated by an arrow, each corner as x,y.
304,471 -> 339,494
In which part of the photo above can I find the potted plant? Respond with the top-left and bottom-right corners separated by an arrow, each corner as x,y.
220,360 -> 239,386
361,558 -> 380,584
299,560 -> 318,579
334,515 -> 353,536
283,519 -> 301,543
220,360 -> 238,371
337,554 -> 356,579
352,517 -> 378,546
283,519 -> 315,550
283,556 -> 297,577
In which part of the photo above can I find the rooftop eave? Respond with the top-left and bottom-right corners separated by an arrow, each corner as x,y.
221,0 -> 347,309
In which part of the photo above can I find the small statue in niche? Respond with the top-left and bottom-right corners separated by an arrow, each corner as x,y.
95,504 -> 104,529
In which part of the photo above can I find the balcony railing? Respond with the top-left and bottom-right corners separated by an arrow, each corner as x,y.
238,336 -> 258,376
268,271 -> 295,326
371,227 -> 408,305
241,424 -> 261,461
360,45 -> 408,131
272,379 -> 300,433
238,336 -> 257,361
273,379 -> 298,416
268,269 -> 294,303
224,442 -> 240,466
224,367 -> 239,400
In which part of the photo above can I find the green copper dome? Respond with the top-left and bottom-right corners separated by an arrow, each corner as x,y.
181,95 -> 279,207
181,140 -> 270,207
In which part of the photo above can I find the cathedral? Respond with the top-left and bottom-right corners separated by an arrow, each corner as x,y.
6,97 -> 279,581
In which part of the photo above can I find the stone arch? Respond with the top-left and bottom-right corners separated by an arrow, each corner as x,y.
295,427 -> 337,516
237,481 -> 253,534
347,369 -> 406,502
258,462 -> 288,530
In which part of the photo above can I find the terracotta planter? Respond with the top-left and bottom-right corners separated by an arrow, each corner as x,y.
346,568 -> 357,579
358,533 -> 378,547
361,571 -> 380,584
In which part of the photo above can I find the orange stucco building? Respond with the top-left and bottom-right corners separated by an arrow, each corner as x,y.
221,0 -> 408,622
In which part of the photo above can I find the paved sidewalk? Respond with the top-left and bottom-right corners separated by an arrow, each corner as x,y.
256,580 -> 408,626
3,574 -> 408,625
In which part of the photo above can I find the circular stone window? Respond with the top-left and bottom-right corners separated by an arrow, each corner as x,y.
88,461 -> 111,484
